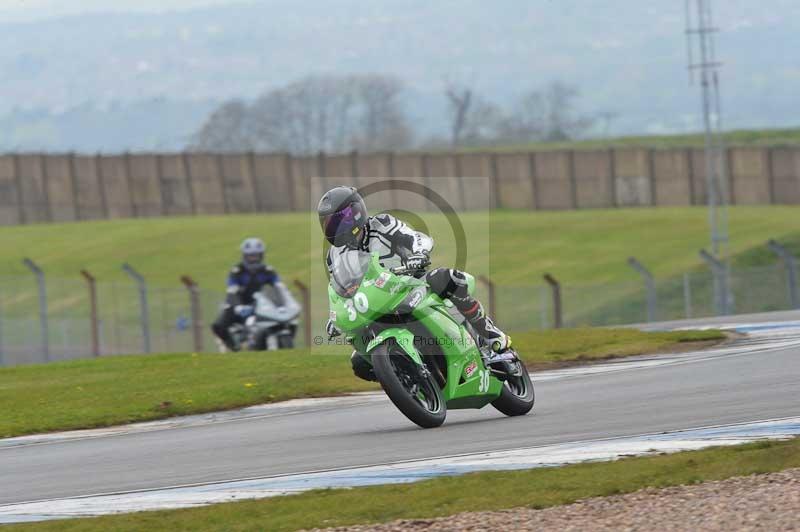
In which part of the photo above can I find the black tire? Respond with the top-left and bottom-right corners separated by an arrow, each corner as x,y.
251,329 -> 268,351
491,358 -> 535,417
278,334 -> 294,349
372,343 -> 446,428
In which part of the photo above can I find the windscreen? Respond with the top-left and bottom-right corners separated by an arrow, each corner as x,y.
330,250 -> 371,298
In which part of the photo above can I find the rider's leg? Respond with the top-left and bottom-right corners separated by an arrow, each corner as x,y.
425,268 -> 511,353
211,306 -> 240,352
351,351 -> 377,381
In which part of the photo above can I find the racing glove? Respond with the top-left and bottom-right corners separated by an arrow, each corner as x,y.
234,304 -> 254,318
326,319 -> 342,339
403,252 -> 431,271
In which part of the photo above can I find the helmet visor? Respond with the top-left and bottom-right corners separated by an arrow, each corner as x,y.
244,252 -> 262,263
321,202 -> 367,246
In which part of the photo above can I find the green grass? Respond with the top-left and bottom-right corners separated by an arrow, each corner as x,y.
0,328 -> 723,438
511,327 -> 721,368
9,437 -> 799,532
730,234 -> 800,268
564,230 -> 800,327
0,207 -> 797,337
1,207 -> 800,289
468,126 -> 800,152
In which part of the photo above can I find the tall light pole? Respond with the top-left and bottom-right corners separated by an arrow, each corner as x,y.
685,0 -> 729,260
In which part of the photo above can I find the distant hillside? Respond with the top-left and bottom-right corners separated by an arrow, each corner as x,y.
2,0 -> 799,151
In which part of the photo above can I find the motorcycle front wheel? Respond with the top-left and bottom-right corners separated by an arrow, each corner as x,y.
491,357 -> 535,417
372,342 -> 446,428
251,329 -> 268,350
278,334 -> 294,349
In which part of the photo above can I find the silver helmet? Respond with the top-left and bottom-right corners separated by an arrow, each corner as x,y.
240,237 -> 265,271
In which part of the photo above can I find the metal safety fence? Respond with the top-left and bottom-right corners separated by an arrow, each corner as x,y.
489,263 -> 796,332
0,259 -> 798,367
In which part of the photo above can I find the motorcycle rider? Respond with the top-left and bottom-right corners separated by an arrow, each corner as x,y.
211,237 -> 282,351
318,186 -> 512,381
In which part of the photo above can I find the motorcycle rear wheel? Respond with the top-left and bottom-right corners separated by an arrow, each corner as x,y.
372,342 -> 446,428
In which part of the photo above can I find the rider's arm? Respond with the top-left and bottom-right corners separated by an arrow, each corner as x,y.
262,268 -> 280,285
260,267 -> 285,306
325,248 -> 336,274
225,267 -> 243,306
374,213 -> 434,259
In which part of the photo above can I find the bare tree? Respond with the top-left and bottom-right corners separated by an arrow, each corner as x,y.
494,90 -> 547,144
445,83 -> 472,148
196,74 -> 411,155
352,74 -> 412,152
444,82 -> 505,148
250,75 -> 358,154
542,81 -> 593,141
492,82 -> 594,144
191,76 -> 595,154
189,99 -> 252,152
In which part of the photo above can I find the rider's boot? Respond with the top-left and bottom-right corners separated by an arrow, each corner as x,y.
454,298 -> 513,360
210,323 -> 239,353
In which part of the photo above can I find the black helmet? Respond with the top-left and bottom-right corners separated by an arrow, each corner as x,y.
318,186 -> 368,247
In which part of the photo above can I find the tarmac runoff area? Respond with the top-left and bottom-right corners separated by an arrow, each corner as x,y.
0,319 -> 798,524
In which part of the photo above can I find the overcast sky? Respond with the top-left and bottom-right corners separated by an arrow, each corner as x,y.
0,0 -> 238,21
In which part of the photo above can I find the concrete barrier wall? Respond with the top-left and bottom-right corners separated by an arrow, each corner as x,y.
1,147 -> 799,225
18,154 -> 51,223
158,154 -> 194,216
652,149 -> 692,206
573,150 -> 613,208
185,153 -> 225,215
534,151 -> 573,209
290,155 -> 317,212
127,154 -> 162,217
493,153 -> 535,210
0,155 -> 21,225
771,148 -> 800,204
689,148 -> 709,206
73,156 -> 105,220
218,153 -> 258,214
252,153 -> 293,212
729,147 -> 771,205
613,148 -> 653,207
354,153 -> 395,213
392,153 -> 428,213
456,153 -> 494,210
44,154 -> 77,222
98,155 -> 134,218
424,153 -> 464,212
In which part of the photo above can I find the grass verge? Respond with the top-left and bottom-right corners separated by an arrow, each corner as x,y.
0,328 -> 723,438
468,126 -> 800,151
2,207 -> 800,287
8,437 -> 799,532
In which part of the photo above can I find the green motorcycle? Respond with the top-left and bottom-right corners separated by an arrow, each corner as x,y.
328,250 -> 535,428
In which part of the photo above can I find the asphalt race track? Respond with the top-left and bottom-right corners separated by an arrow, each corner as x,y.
1,318 -> 799,511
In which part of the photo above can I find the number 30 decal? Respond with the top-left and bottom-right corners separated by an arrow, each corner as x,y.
478,369 -> 490,393
354,292 -> 369,312
345,292 -> 370,321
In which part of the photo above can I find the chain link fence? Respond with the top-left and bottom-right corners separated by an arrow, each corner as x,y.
0,261 -> 797,367
523,263 -> 795,331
